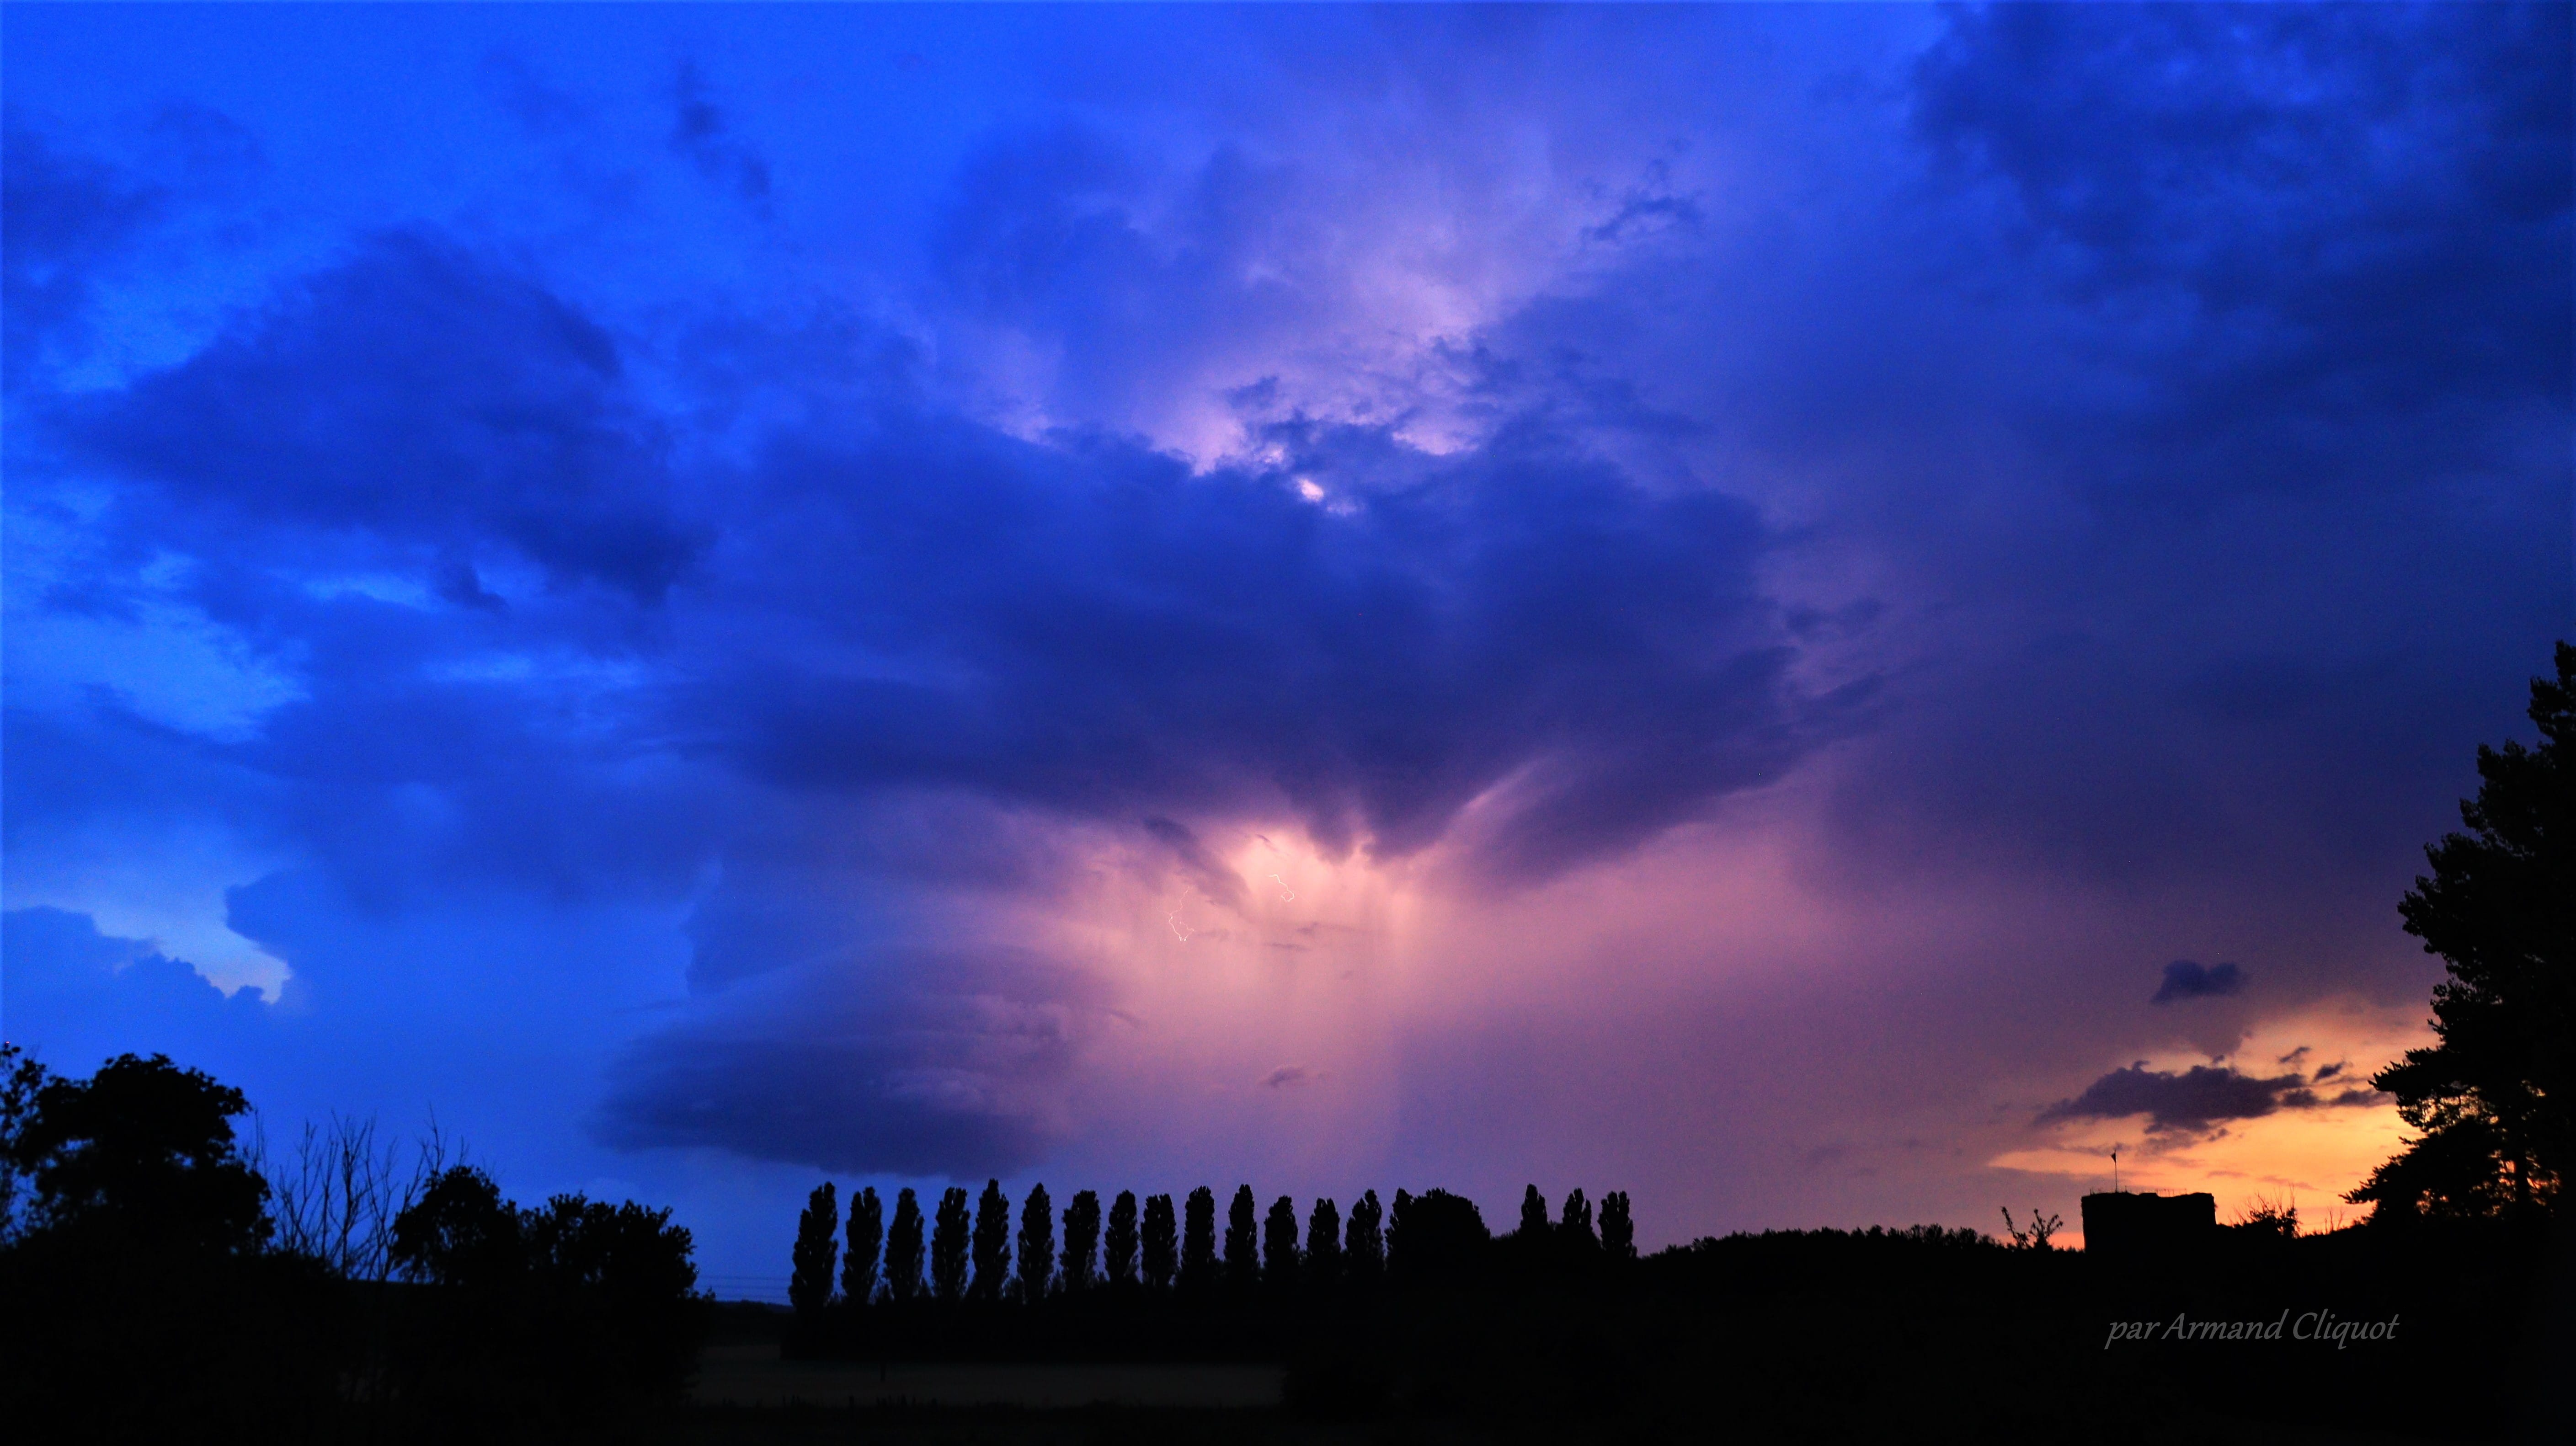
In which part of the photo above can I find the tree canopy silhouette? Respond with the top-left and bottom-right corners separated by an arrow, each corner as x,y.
1017,1182 -> 1054,1302
5,1052 -> 269,1256
1305,1196 -> 1342,1289
1390,1187 -> 1490,1286
1225,1185 -> 1259,1294
885,1187 -> 925,1302
1601,1190 -> 1636,1260
1518,1184 -> 1549,1240
972,1179 -> 1011,1302
1560,1188 -> 1598,1254
2354,641 -> 2572,1218
931,1185 -> 971,1302
789,1182 -> 837,1316
843,1184 -> 882,1305
1061,1188 -> 1101,1293
1263,1194 -> 1300,1290
1181,1185 -> 1216,1294
1105,1189 -> 1139,1289
1143,1191 -> 1179,1291
1345,1189 -> 1384,1288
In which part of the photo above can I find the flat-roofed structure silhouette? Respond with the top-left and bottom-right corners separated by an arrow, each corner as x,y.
2081,1190 -> 2217,1259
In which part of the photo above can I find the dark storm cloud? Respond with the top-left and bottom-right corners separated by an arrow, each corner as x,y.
597,947 -> 1098,1178
18,204 -> 1840,1171
0,123 -> 164,374
64,231 -> 701,602
2151,960 -> 2244,1005
1784,2 -> 2573,898
1915,2 -> 2571,505
700,413 -> 1832,881
2036,1061 -> 2387,1136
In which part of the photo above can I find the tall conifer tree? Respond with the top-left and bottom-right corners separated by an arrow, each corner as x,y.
1262,1195 -> 1300,1290
931,1186 -> 971,1302
885,1187 -> 925,1303
2353,644 -> 2573,1217
1600,1191 -> 1635,1261
1104,1190 -> 1140,1288
1344,1190 -> 1384,1288
971,1180 -> 1012,1302
843,1185 -> 884,1305
1304,1197 -> 1342,1289
789,1182 -> 839,1317
1143,1192 -> 1180,1291
1017,1183 -> 1055,1302
1061,1189 -> 1101,1292
1224,1185 -> 1259,1295
1560,1188 -> 1597,1252
1181,1186 -> 1217,1293
1517,1184 -> 1549,1240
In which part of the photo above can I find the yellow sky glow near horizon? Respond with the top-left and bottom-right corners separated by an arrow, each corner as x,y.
1990,996 -> 2432,1241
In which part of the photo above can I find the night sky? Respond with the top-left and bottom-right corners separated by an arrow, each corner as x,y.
5,4 -> 2568,1293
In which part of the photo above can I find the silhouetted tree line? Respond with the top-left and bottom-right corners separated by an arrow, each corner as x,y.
779,1172 -> 1636,1362
0,1046 -> 704,1443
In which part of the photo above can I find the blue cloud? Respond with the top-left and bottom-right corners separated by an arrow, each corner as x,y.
0,907 -> 270,1078
2151,959 -> 2245,1005
63,231 -> 702,603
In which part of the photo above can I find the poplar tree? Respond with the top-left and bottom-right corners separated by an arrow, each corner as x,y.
1600,1191 -> 1636,1261
1560,1188 -> 1597,1253
931,1186 -> 971,1302
789,1182 -> 839,1317
1104,1190 -> 1140,1289
1304,1197 -> 1342,1290
1343,1190 -> 1384,1288
1060,1189 -> 1101,1293
885,1187 -> 925,1303
1017,1183 -> 1055,1302
971,1179 -> 1012,1302
843,1185 -> 884,1305
1143,1192 -> 1179,1291
1262,1195 -> 1300,1290
1517,1184 -> 1549,1240
1224,1185 -> 1259,1295
1180,1186 -> 1216,1293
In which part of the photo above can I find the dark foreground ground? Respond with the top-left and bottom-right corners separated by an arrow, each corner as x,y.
661,1217 -> 2571,1446
9,1214 -> 2566,1444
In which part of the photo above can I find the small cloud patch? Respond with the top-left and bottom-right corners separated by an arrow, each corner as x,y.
2151,959 -> 2244,1004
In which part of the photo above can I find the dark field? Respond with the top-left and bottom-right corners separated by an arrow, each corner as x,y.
695,1345 -> 1287,1409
